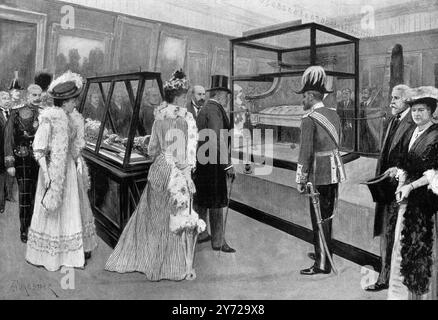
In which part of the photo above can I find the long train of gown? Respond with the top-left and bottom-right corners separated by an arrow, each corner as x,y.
105,156 -> 187,281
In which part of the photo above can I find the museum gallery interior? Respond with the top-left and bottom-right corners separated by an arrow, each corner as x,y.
1,0 -> 438,300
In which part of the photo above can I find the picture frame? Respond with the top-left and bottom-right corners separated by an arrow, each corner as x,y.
48,23 -> 113,77
211,47 -> 229,75
155,31 -> 188,81
112,16 -> 160,72
187,50 -> 209,87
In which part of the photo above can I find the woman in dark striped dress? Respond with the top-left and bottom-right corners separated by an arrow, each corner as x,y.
105,70 -> 203,281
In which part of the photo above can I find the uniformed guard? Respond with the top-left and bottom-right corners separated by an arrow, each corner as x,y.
295,66 -> 346,275
5,84 -> 42,243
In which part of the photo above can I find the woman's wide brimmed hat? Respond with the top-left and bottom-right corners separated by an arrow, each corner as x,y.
295,65 -> 333,94
48,70 -> 84,100
206,75 -> 231,94
406,86 -> 438,112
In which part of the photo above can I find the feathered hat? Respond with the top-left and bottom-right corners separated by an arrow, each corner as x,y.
163,69 -> 189,92
34,71 -> 53,92
48,70 -> 84,100
406,86 -> 438,113
296,65 -> 333,94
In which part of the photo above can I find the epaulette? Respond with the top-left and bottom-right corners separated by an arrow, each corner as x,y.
302,110 -> 314,118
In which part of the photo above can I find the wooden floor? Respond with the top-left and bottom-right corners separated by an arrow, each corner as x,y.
0,189 -> 387,300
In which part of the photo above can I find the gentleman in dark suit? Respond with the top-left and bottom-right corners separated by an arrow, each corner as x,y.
185,85 -> 205,120
0,91 -> 11,212
365,84 -> 416,291
296,66 -> 346,275
194,75 -> 236,253
337,88 -> 354,150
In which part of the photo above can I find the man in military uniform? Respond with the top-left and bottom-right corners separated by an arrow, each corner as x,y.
296,66 -> 346,275
5,84 -> 41,243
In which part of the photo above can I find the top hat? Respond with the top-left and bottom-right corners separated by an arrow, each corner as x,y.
207,75 -> 231,94
48,71 -> 83,100
296,66 -> 333,94
361,172 -> 396,204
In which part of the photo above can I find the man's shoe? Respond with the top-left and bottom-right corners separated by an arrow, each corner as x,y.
300,266 -> 330,275
197,234 -> 212,244
20,232 -> 27,243
0,208 -> 4,214
212,243 -> 236,253
364,282 -> 388,292
307,252 -> 316,260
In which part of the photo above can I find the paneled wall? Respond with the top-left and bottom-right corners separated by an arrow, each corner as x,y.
1,0 -> 232,90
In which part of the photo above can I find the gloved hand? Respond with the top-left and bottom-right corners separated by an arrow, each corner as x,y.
76,158 -> 83,175
226,166 -> 236,182
7,167 -> 15,177
297,183 -> 306,194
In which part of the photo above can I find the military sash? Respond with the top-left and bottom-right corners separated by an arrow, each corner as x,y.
308,111 -> 340,147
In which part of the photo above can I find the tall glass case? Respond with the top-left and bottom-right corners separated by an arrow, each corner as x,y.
230,23 -> 361,170
78,72 -> 164,247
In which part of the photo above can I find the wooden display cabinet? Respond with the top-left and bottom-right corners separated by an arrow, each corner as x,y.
78,71 -> 164,247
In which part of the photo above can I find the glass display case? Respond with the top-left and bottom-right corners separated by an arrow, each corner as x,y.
230,23 -> 361,170
78,71 -> 163,247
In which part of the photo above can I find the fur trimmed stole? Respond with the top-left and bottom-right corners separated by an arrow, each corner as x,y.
38,107 -> 90,212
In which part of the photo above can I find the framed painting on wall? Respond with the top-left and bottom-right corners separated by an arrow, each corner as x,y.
211,47 -> 229,76
0,6 -> 46,90
112,16 -> 159,73
187,50 -> 209,87
48,23 -> 113,78
155,31 -> 187,82
235,57 -> 253,75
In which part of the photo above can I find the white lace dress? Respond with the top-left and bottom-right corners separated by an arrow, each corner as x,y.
26,108 -> 97,272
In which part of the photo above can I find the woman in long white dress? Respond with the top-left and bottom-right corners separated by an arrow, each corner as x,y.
105,70 -> 205,281
25,71 -> 98,271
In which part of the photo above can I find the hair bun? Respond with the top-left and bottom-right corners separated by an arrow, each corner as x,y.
172,69 -> 186,80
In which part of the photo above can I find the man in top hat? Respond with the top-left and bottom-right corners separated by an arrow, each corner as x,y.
193,75 -> 236,253
5,85 -> 41,243
364,84 -> 416,292
186,85 -> 206,120
296,66 -> 346,275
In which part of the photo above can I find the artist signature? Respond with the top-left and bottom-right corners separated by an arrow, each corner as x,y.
7,280 -> 59,297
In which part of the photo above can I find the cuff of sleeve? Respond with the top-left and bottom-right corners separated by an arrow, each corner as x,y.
395,168 -> 406,182
5,156 -> 14,168
295,164 -> 308,184
424,169 -> 438,195
33,149 -> 46,161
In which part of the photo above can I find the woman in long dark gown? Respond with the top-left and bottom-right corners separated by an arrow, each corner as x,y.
386,86 -> 438,300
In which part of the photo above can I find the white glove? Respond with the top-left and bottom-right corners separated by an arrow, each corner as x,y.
76,158 -> 83,175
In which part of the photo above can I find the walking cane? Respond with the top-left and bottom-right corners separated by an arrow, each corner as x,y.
218,174 -> 235,257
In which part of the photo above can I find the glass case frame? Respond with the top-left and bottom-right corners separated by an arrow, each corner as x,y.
230,22 -> 362,170
77,71 -> 164,247
78,71 -> 164,171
